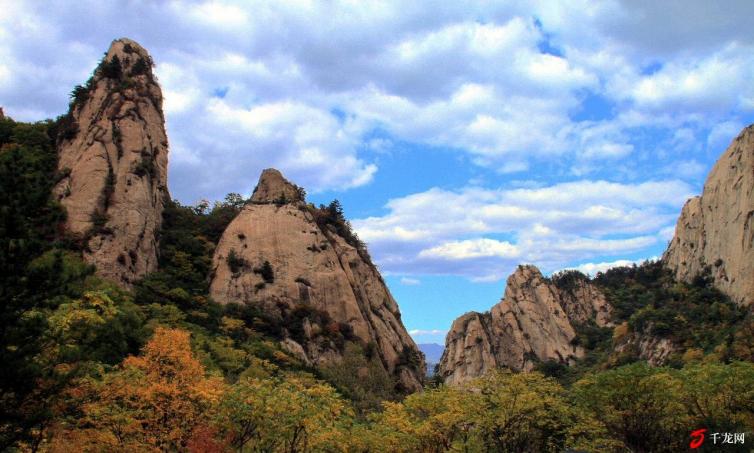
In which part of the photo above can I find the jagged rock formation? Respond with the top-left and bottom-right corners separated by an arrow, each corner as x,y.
554,271 -> 612,327
663,124 -> 754,306
53,38 -> 168,286
209,169 -> 425,392
438,265 -> 611,385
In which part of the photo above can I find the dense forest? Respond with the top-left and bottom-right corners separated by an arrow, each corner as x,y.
1,115 -> 753,452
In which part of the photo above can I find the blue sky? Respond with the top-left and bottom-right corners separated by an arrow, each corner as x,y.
2,1 -> 754,344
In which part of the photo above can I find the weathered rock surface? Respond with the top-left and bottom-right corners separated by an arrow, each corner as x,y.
663,124 -> 754,306
53,38 -> 168,286
250,168 -> 303,203
209,169 -> 425,392
554,272 -> 612,327
614,331 -> 678,367
438,265 -> 611,385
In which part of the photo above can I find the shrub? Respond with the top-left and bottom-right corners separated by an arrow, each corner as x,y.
99,55 -> 123,80
69,84 -> 90,109
397,346 -> 422,369
255,260 -> 274,283
90,209 -> 109,229
309,199 -> 372,263
55,113 -> 79,142
550,269 -> 589,292
130,56 -> 152,76
112,124 -> 123,158
226,249 -> 247,274
133,150 -> 155,178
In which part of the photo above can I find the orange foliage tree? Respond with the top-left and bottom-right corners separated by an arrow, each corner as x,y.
49,327 -> 224,452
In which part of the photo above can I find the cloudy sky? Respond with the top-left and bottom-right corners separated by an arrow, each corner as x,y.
2,1 -> 754,344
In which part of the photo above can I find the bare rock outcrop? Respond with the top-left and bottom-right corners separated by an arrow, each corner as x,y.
553,271 -> 612,327
613,331 -> 677,367
53,38 -> 168,286
438,265 -> 611,385
663,124 -> 754,306
209,169 -> 425,392
250,168 -> 303,203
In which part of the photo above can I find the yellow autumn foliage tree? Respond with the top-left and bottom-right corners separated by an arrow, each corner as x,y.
215,374 -> 353,452
359,370 -> 614,453
363,386 -> 474,452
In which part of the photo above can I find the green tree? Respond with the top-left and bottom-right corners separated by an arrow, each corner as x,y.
0,118 -> 69,450
571,363 -> 690,453
469,370 -> 610,453
678,362 -> 754,442
368,385 -> 475,453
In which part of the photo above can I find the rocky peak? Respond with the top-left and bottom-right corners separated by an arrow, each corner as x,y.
53,38 -> 168,286
438,264 -> 610,385
105,38 -> 153,69
663,124 -> 754,306
209,169 -> 425,392
251,168 -> 304,204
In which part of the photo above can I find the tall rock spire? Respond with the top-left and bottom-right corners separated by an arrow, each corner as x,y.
53,38 -> 169,286
663,124 -> 754,306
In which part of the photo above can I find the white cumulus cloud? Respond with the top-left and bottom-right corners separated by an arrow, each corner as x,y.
353,179 -> 693,281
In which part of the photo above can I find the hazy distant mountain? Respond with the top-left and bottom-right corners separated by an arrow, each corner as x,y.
419,343 -> 444,364
419,343 -> 444,376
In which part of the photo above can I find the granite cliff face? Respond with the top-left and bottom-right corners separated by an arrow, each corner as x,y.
53,38 -> 168,286
209,169 -> 425,392
663,125 -> 754,306
438,265 -> 611,385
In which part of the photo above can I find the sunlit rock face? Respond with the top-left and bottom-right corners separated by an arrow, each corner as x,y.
54,38 -> 169,287
439,265 -> 611,385
663,124 -> 754,306
209,169 -> 425,392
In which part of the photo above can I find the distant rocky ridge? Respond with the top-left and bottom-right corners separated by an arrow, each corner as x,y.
209,169 -> 425,392
438,265 -> 611,385
663,125 -> 754,306
53,38 -> 168,286
439,123 -> 754,384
